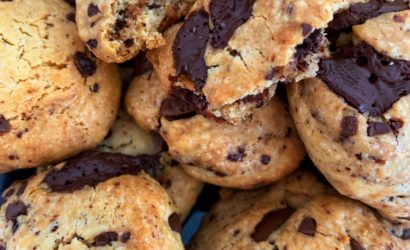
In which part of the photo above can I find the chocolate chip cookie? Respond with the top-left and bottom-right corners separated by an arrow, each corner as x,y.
126,70 -> 306,189
287,6 -> 410,224
0,151 -> 184,249
0,0 -> 121,172
188,171 -> 410,249
76,0 -> 195,63
98,110 -> 204,220
146,0 -> 377,123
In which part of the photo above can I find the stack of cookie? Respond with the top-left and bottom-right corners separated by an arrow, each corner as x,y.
0,0 -> 409,249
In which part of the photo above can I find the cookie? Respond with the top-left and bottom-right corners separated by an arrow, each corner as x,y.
0,0 -> 121,172
0,151 -> 184,249
98,111 -> 203,220
145,0 -> 377,123
188,171 -> 410,249
75,0 -> 195,63
126,70 -> 306,189
287,7 -> 410,224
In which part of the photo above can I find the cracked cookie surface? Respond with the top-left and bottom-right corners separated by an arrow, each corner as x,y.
0,0 -> 121,172
287,9 -> 410,225
188,171 -> 410,250
0,151 -> 184,250
75,0 -> 195,63
126,70 -> 306,189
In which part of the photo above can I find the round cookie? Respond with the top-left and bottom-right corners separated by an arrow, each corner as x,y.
287,8 -> 410,224
0,151 -> 184,250
98,110 -> 204,220
126,70 -> 306,189
75,0 -> 195,63
188,171 -> 410,250
145,0 -> 372,124
0,0 -> 121,172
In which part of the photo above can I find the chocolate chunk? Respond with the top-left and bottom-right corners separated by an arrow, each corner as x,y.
301,23 -> 313,36
172,9 -> 210,90
251,207 -> 295,242
393,14 -> 406,23
132,53 -> 153,76
319,43 -> 410,117
367,121 -> 391,136
114,19 -> 127,33
0,114 -> 11,136
147,3 -> 161,9
240,88 -> 270,108
93,232 -> 118,246
168,213 -> 182,233
294,29 -> 324,70
210,0 -> 256,48
51,225 -> 59,232
86,39 -> 98,49
297,217 -> 316,237
87,3 -> 99,17
6,201 -> 27,233
402,228 -> 410,240
124,38 -> 134,48
265,67 -> 279,80
340,116 -> 358,139
66,13 -> 76,23
160,88 -> 207,120
227,147 -> 246,162
89,83 -> 99,93
74,52 -> 97,77
389,118 -> 404,131
350,237 -> 365,250
260,154 -> 271,165
43,151 -> 160,193
121,232 -> 131,243
16,181 -> 28,196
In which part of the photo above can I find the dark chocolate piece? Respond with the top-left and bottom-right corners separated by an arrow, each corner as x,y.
294,29 -> 324,70
121,232 -> 131,243
16,181 -> 28,196
251,207 -> 295,242
210,0 -> 256,48
0,114 -> 11,136
168,213 -> 182,233
66,13 -> 76,23
160,88 -> 207,120
402,228 -> 410,240
93,232 -> 118,247
301,23 -> 313,36
44,151 -> 160,193
319,43 -> 410,117
172,9 -> 210,90
74,52 -> 97,77
297,217 -> 316,237
86,39 -> 98,49
6,201 -> 27,233
350,237 -> 365,250
227,147 -> 246,162
340,116 -> 358,139
260,154 -> 271,165
87,3 -> 99,17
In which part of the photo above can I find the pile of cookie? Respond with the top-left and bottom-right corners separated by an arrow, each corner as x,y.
0,0 -> 409,249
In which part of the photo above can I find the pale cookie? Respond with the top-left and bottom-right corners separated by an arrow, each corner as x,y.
146,0 -> 373,124
76,0 -> 195,63
0,151 -> 184,250
98,110 -> 203,220
287,8 -> 410,224
0,0 -> 121,172
188,171 -> 410,250
126,71 -> 306,189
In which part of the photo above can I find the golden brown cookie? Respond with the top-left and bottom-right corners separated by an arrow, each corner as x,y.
75,0 -> 195,63
188,171 -> 410,250
0,151 -> 184,249
0,0 -> 121,172
287,8 -> 410,224
126,71 -> 306,189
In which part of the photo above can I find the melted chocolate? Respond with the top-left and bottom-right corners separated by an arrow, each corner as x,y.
44,151 -> 160,193
160,88 -> 207,120
251,207 -> 295,242
172,9 -> 210,90
319,43 -> 410,117
210,0 -> 256,48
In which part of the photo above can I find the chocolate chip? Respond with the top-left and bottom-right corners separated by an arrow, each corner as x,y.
240,88 -> 270,108
86,39 -> 98,49
350,237 -> 365,250
124,38 -> 134,48
66,13 -> 76,23
319,43 -> 410,117
340,116 -> 358,139
8,155 -> 18,160
93,232 -> 118,246
260,155 -> 271,165
74,52 -> 97,77
172,9 -> 210,90
401,228 -> 410,240
251,208 -> 295,242
265,67 -> 279,80
43,151 -> 160,193
301,23 -> 313,36
297,217 -> 316,237
121,232 -> 131,243
393,14 -> 406,23
87,3 -> 99,17
147,3 -> 161,9
367,121 -> 391,136
51,225 -> 59,232
114,19 -> 127,33
0,114 -> 11,136
89,83 -> 99,93
389,118 -> 403,132
210,0 -> 256,48
160,88 -> 207,120
16,181 -> 28,196
294,29 -> 324,70
6,201 -> 28,233
287,4 -> 294,14
168,213 -> 182,233
227,147 -> 246,162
